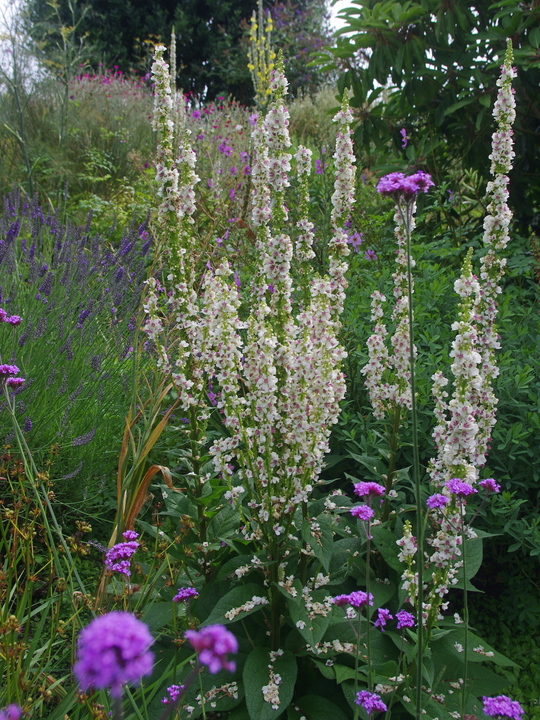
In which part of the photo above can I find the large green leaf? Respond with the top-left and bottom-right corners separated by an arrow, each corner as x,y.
244,647 -> 298,720
296,695 -> 350,720
301,514 -> 334,572
202,583 -> 269,626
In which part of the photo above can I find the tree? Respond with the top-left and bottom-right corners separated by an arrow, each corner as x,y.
24,0 -> 333,104
319,0 -> 540,233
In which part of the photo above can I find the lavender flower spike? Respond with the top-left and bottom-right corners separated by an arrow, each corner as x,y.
74,611 -> 154,698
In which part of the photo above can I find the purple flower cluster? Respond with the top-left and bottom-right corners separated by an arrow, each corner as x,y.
0,706 -> 22,720
0,364 -> 25,389
355,690 -> 388,714
74,611 -> 154,698
426,493 -> 450,509
353,481 -> 385,499
395,609 -> 415,629
104,530 -> 140,576
185,624 -> 238,674
173,587 -> 199,602
376,171 -> 434,199
445,478 -> 478,497
373,608 -> 393,631
332,591 -> 374,609
479,478 -> 501,493
351,504 -> 374,521
0,308 -> 22,325
161,683 -> 185,704
482,695 -> 524,720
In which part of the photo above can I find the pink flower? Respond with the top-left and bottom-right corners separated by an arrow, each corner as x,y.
479,478 -> 501,493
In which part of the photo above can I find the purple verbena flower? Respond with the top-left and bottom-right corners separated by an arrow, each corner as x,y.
248,113 -> 259,126
426,493 -> 450,509
351,505 -> 375,521
5,377 -> 25,388
333,591 -> 374,609
184,624 -> 238,674
373,608 -> 393,631
0,705 -> 22,720
122,530 -> 139,540
446,478 -> 478,497
161,684 -> 185,704
353,481 -> 385,499
395,609 -> 415,629
364,249 -> 378,261
104,537 -> 139,576
479,478 -> 501,493
482,695 -> 524,720
74,611 -> 154,698
377,171 -> 434,199
173,587 -> 199,602
0,364 -> 20,377
355,690 -> 387,714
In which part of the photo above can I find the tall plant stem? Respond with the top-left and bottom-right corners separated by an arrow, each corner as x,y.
460,509 -> 469,719
381,408 -> 402,523
399,200 -> 424,719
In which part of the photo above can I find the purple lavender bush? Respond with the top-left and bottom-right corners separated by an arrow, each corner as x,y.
0,191 -> 152,494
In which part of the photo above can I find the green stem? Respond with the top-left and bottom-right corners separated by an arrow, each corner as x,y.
461,507 -> 469,719
399,199 -> 424,720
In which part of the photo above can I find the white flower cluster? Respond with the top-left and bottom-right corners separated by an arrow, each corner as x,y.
422,46 -> 516,623
362,206 -> 416,418
202,83 -> 354,536
224,595 -> 269,621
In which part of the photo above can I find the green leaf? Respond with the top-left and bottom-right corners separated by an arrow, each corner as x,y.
301,514 -> 334,572
284,584 -> 333,647
207,504 -> 240,540
296,695 -> 350,720
370,525 -> 402,572
142,601 -> 173,632
244,648 -> 297,720
202,583 -> 269,626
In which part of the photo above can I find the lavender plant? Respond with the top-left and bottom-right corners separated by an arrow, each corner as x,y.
0,194 -> 151,494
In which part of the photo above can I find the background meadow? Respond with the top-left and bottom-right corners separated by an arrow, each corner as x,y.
1,0 -> 539,718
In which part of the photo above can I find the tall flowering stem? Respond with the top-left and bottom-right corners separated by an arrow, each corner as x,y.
424,42 -> 516,627
372,171 -> 434,720
204,70 -> 355,650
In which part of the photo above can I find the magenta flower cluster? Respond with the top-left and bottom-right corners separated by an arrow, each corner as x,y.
161,683 -> 185,704
0,308 -> 22,326
104,530 -> 140,576
482,695 -> 524,720
353,481 -> 385,499
173,587 -> 199,602
74,611 -> 154,698
332,591 -> 374,608
0,364 -> 25,389
426,493 -> 450,509
376,171 -> 434,199
355,690 -> 388,714
351,504 -> 375,521
185,624 -> 238,674
0,705 -> 22,720
445,478 -> 478,497
395,609 -> 415,629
